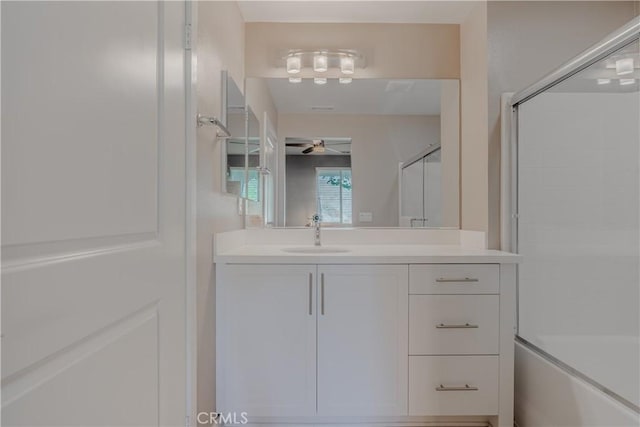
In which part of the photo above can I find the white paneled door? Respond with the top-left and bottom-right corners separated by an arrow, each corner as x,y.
2,2 -> 189,426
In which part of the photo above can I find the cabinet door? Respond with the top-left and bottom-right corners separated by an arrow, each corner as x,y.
317,265 -> 409,416
216,265 -> 317,417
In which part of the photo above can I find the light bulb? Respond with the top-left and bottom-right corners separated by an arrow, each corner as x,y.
314,77 -> 327,85
286,55 -> 301,74
313,53 -> 328,72
615,58 -> 634,76
597,78 -> 611,85
340,56 -> 355,74
339,77 -> 352,84
620,78 -> 636,86
289,77 -> 302,83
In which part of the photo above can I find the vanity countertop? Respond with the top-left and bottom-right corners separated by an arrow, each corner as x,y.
214,244 -> 521,264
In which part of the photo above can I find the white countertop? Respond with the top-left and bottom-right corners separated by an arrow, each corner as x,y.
214,244 -> 521,264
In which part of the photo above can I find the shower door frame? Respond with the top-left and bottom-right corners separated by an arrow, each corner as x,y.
507,16 -> 640,413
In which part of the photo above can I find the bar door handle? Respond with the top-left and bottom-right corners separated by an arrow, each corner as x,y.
308,273 -> 313,315
436,384 -> 479,392
436,323 -> 479,329
320,273 -> 325,315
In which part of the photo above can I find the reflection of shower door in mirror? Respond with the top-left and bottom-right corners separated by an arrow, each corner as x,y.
400,160 -> 423,226
400,147 -> 442,227
423,149 -> 442,227
262,112 -> 277,226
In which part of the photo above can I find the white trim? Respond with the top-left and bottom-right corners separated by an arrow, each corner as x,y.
499,93 -> 514,252
184,1 -> 197,425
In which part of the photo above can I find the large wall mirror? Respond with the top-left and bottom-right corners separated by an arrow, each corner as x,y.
247,77 -> 460,228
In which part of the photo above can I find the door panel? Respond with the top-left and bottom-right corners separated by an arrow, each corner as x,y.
1,2 -> 187,426
317,265 -> 409,416
217,265 -> 317,417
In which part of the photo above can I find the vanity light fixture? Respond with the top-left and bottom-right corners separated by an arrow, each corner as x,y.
597,78 -> 611,85
340,56 -> 355,74
286,55 -> 301,74
283,50 -> 361,78
339,77 -> 352,84
288,77 -> 302,83
313,53 -> 328,72
615,58 -> 634,75
314,77 -> 327,85
619,78 -> 636,86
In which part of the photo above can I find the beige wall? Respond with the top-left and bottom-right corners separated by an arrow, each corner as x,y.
196,0 -> 245,416
440,80 -> 461,228
278,114 -> 442,227
245,22 -> 460,79
486,1 -> 638,249
460,2 -> 489,237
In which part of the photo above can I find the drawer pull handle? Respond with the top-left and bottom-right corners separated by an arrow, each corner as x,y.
436,323 -> 479,329
436,384 -> 479,392
436,277 -> 479,283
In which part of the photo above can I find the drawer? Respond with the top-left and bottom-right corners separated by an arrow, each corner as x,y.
409,264 -> 499,294
408,356 -> 499,416
409,295 -> 499,355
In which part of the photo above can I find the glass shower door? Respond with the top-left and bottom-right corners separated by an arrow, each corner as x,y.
515,40 -> 639,409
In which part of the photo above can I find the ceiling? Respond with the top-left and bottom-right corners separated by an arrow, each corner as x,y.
237,1 -> 477,24
266,78 -> 443,115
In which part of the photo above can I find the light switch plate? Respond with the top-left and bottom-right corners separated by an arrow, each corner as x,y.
359,212 -> 373,222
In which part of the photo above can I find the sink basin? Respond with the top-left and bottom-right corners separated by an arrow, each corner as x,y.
282,246 -> 351,254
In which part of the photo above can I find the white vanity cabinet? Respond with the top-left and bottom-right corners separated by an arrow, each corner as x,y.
217,264 -> 408,418
216,265 -> 317,417
408,264 -> 503,416
215,260 -> 516,427
317,265 -> 408,416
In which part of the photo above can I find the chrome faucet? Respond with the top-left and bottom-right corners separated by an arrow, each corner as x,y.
312,214 -> 321,246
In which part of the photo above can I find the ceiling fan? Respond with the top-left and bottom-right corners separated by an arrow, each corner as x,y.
285,138 -> 350,154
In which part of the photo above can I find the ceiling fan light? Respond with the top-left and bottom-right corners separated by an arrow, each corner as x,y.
286,55 -> 301,74
339,77 -> 352,84
340,56 -> 355,74
314,77 -> 327,85
288,77 -> 302,83
313,53 -> 328,72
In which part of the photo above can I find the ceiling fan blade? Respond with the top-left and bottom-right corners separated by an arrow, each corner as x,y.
286,143 -> 312,147
302,146 -> 314,154
249,148 -> 260,154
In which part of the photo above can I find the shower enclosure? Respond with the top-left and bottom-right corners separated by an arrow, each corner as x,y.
509,17 -> 639,423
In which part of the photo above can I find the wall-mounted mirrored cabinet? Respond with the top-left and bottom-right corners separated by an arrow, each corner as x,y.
246,77 -> 460,228
222,71 -> 261,203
